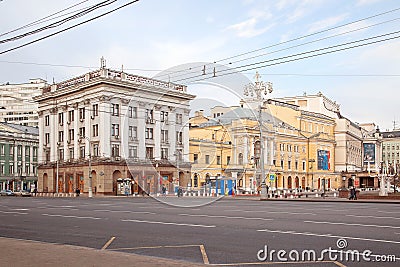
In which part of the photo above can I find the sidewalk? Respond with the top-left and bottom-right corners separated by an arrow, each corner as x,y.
0,237 -> 207,267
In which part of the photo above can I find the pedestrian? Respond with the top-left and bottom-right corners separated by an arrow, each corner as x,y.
177,187 -> 183,197
33,188 -> 37,197
162,185 -> 166,196
349,187 -> 356,200
75,187 -> 80,197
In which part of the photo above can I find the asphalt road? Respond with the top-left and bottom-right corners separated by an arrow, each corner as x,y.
0,196 -> 399,267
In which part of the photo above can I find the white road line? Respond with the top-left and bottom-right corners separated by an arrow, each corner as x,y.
304,220 -> 400,229
0,211 -> 28,215
14,208 -> 29,211
122,219 -> 216,228
179,213 -> 273,221
346,215 -> 400,220
93,209 -> 156,214
199,244 -> 209,265
230,209 -> 315,215
257,229 -> 400,244
42,214 -> 102,220
378,210 -> 400,214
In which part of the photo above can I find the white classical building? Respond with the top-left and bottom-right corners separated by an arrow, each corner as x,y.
34,62 -> 195,195
0,78 -> 48,127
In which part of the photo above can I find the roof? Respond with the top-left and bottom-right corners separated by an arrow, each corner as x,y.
0,122 -> 39,135
381,130 -> 400,138
198,107 -> 292,129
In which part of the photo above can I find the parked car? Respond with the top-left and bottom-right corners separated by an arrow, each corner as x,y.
14,190 -> 32,197
389,185 -> 399,193
0,190 -> 15,196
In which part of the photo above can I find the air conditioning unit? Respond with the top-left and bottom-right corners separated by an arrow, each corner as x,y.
67,121 -> 71,125
115,135 -> 119,139
59,122 -> 63,126
91,115 -> 95,120
115,156 -> 121,161
80,118 -> 84,122
67,140 -> 71,144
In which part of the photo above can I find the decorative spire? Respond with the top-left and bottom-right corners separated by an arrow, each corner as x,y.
100,56 -> 106,69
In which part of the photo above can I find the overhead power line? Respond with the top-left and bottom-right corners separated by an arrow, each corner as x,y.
0,0 -> 90,38
172,31 -> 400,84
0,0 -> 116,44
154,6 -> 400,81
0,0 -> 140,55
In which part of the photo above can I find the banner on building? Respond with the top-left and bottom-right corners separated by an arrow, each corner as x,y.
363,143 -> 375,164
317,150 -> 330,170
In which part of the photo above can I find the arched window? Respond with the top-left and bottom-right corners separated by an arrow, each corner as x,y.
238,153 -> 244,165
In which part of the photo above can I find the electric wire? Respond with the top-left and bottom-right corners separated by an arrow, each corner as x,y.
0,0 -> 90,38
0,0 -> 116,44
0,0 -> 140,55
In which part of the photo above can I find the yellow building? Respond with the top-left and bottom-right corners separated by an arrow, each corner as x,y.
189,98 -> 339,194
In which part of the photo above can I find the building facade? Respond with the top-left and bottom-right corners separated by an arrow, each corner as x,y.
0,78 -> 47,127
34,64 -> 195,195
0,122 -> 39,191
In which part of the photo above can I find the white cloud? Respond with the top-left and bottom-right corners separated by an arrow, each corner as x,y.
307,14 -> 348,34
356,0 -> 383,6
226,10 -> 274,38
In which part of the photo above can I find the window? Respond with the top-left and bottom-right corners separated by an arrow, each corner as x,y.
58,131 -> 64,142
161,148 -> 168,159
93,124 -> 99,137
45,115 -> 50,126
129,126 -> 138,140
111,144 -> 120,157
238,153 -> 244,165
176,113 -> 182,124
68,110 -> 74,122
129,146 -> 137,158
68,129 -> 75,141
111,124 -> 119,136
145,128 -> 153,139
33,147 -> 37,159
128,106 -> 137,118
92,104 -> 98,117
273,159 -> 276,166
69,148 -> 74,160
45,133 -> 50,144
176,131 -> 183,144
146,147 -> 154,159
217,156 -> 221,165
161,130 -> 168,143
25,164 -> 30,175
145,109 -> 154,122
80,146 -> 85,158
58,112 -> 64,125
25,146 -> 30,158
9,145 -> 14,157
79,108 -> 85,120
288,160 -> 291,170
0,144 -> 4,156
93,144 -> 99,157
9,164 -> 14,174
193,154 -> 198,164
161,111 -> 168,122
302,161 -> 306,171
58,148 -> 64,161
0,164 -> 4,175
295,161 -> 298,170
205,155 -> 210,164
79,127 -> 85,138
280,160 -> 284,169
111,104 -> 119,116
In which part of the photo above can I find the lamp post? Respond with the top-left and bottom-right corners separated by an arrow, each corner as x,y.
243,71 -> 273,200
299,132 -> 321,191
80,135 -> 92,198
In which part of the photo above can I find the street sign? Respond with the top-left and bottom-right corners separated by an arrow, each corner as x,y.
269,174 -> 276,182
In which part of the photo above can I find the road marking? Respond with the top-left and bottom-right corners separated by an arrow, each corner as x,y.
346,215 -> 400,220
101,236 -> 116,250
378,210 -> 400,214
0,211 -> 28,215
199,244 -> 209,265
42,214 -> 102,220
257,229 -> 400,244
108,244 -> 200,251
179,213 -> 273,221
122,219 -> 216,228
230,210 -> 315,215
304,220 -> 400,229
93,209 -> 156,215
14,208 -> 29,211
333,261 -> 347,267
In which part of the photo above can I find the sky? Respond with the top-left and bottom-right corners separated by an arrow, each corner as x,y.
0,0 -> 399,131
